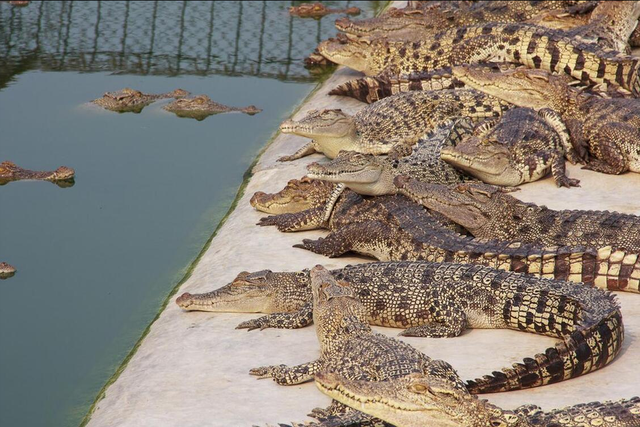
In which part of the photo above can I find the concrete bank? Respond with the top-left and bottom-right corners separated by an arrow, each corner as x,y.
85,36 -> 640,427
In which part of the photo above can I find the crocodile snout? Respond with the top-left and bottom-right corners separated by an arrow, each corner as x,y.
250,191 -> 267,208
175,292 -> 193,308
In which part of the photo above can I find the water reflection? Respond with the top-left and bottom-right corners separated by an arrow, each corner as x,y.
0,1 -> 379,88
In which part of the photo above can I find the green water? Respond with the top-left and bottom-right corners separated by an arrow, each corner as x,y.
0,2 -> 382,426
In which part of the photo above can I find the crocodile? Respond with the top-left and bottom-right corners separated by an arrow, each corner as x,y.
317,22 -> 640,95
304,118 -> 474,196
288,2 -> 360,18
0,161 -> 75,186
278,89 -> 509,161
335,0 -> 595,41
252,178 -> 639,290
440,107 -> 581,187
250,177 -> 335,215
453,66 -> 640,174
0,262 -> 16,280
395,178 -> 640,256
250,264 -> 447,426
563,1 -> 640,53
162,95 -> 261,120
90,88 -> 188,113
180,261 -> 623,394
316,370 -> 640,427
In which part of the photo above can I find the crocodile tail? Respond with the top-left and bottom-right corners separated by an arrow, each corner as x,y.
593,246 -> 640,293
329,76 -> 394,103
465,310 -> 624,394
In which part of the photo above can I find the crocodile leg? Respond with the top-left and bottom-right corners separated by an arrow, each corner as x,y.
550,152 -> 580,188
278,141 -> 318,162
294,221 -> 396,259
537,108 -> 579,164
399,302 -> 467,337
259,207 -> 326,232
582,124 -> 634,175
236,302 -> 313,331
250,359 -> 324,385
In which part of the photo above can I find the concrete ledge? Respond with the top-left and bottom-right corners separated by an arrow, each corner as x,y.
86,35 -> 640,427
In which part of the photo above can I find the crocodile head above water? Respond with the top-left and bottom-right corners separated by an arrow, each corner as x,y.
394,177 -> 523,236
307,151 -> 392,196
163,95 -> 261,120
250,177 -> 336,214
0,262 -> 17,280
175,270 -> 311,313
452,66 -> 573,112
92,88 -> 189,113
280,109 -> 358,158
0,161 -> 75,186
315,371 -> 494,427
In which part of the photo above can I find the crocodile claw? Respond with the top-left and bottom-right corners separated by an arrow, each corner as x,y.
258,216 -> 279,227
236,317 -> 269,331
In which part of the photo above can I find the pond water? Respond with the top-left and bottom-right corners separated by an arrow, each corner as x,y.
0,2 -> 382,426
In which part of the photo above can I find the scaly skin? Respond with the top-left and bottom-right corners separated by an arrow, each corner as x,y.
0,262 -> 16,280
305,118 -> 475,196
278,89 -> 509,161
453,66 -> 640,174
564,1 -> 640,53
335,0 -> 594,41
162,95 -> 261,120
254,179 -> 640,291
250,177 -> 335,215
179,261 -> 623,393
316,371 -> 640,427
440,107 -> 581,187
288,2 -> 360,18
251,265 -> 447,426
395,179 -> 640,290
0,161 -> 75,186
318,22 -> 640,95
91,88 -> 189,113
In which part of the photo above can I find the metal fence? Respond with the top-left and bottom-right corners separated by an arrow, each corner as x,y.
0,1 -> 377,86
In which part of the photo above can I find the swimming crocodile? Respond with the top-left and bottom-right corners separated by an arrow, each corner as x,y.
396,178 -> 640,256
454,66 -> 640,174
0,161 -> 75,186
278,89 -> 509,161
316,370 -> 640,427
440,107 -> 581,187
162,95 -> 261,120
288,2 -> 360,18
253,178 -> 639,290
305,119 -> 474,196
90,88 -> 188,113
250,265 -> 442,426
318,22 -> 640,95
0,262 -> 16,280
179,261 -> 623,394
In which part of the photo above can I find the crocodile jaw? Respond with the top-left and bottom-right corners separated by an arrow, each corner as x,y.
317,38 -> 376,75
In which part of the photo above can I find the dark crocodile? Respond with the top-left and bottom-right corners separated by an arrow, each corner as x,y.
454,66 -> 640,174
252,178 -> 639,290
395,178 -> 640,291
440,107 -> 581,187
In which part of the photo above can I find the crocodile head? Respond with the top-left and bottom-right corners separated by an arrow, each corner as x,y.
307,151 -> 391,195
175,269 -> 311,313
315,371 -> 512,427
48,166 -> 75,182
441,136 -> 516,186
311,265 -> 370,345
316,36 -> 383,75
250,177 -> 336,214
280,109 -> 358,157
452,66 -> 571,112
394,177 -> 524,235
92,88 -> 149,112
0,262 -> 16,280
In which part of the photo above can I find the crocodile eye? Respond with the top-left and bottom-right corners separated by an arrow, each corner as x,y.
409,383 -> 428,393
